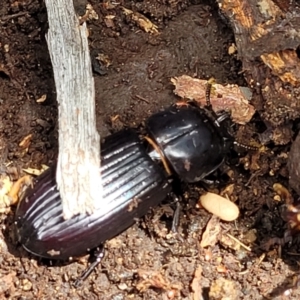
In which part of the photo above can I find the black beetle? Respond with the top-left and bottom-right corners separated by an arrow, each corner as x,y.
15,102 -> 234,284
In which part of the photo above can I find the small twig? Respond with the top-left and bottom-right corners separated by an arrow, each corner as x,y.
238,269 -> 249,275
245,170 -> 262,187
1,12 -> 29,22
286,252 -> 300,256
256,253 -> 266,266
134,94 -> 150,103
225,233 -> 251,252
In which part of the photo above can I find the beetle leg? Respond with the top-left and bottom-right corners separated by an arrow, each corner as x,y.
201,177 -> 220,186
170,195 -> 185,242
168,195 -> 185,243
73,245 -> 105,287
171,196 -> 181,233
214,112 -> 230,127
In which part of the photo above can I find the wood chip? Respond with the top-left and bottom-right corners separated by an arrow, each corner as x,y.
273,183 -> 293,204
136,269 -> 182,296
200,215 -> 221,248
0,173 -> 31,212
8,175 -> 32,205
191,266 -> 203,300
0,174 -> 13,212
122,7 -> 159,34
171,75 -> 255,124
23,164 -> 49,176
19,134 -> 33,149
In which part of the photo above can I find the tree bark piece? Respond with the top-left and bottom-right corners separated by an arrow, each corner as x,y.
288,131 -> 300,195
45,0 -> 101,219
217,0 -> 300,68
171,75 -> 255,125
217,0 -> 300,130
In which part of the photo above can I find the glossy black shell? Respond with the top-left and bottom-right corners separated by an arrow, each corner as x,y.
15,104 -> 233,261
146,105 -> 232,182
15,129 -> 171,260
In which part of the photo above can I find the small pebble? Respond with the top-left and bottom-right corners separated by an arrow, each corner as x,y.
199,192 -> 239,221
118,283 -> 128,290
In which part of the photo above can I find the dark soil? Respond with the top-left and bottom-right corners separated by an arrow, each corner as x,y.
1,0 -> 300,299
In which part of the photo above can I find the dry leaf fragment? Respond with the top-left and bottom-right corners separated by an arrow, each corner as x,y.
96,53 -> 112,67
273,183 -> 293,204
103,1 -> 120,10
8,175 -> 32,205
0,174 -> 32,212
136,269 -> 182,296
104,15 -> 115,28
200,215 -> 221,248
122,7 -> 159,34
171,75 -> 255,124
216,264 -> 228,273
86,4 -> 98,20
19,133 -> 33,149
23,164 -> 49,176
220,184 -> 235,198
191,266 -> 203,300
79,4 -> 99,23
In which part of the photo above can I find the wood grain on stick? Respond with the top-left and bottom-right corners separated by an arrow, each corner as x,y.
45,0 -> 102,219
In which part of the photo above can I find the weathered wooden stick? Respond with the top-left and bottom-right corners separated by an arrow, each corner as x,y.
44,0 -> 102,219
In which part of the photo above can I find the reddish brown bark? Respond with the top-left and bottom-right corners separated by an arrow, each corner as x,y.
217,0 -> 300,132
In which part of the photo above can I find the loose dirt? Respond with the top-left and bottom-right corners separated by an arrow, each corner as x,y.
1,1 -> 299,299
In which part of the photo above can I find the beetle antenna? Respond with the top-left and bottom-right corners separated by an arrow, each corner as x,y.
206,82 -> 212,108
204,78 -> 224,127
205,78 -> 217,107
205,80 -> 213,109
234,141 -> 259,151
